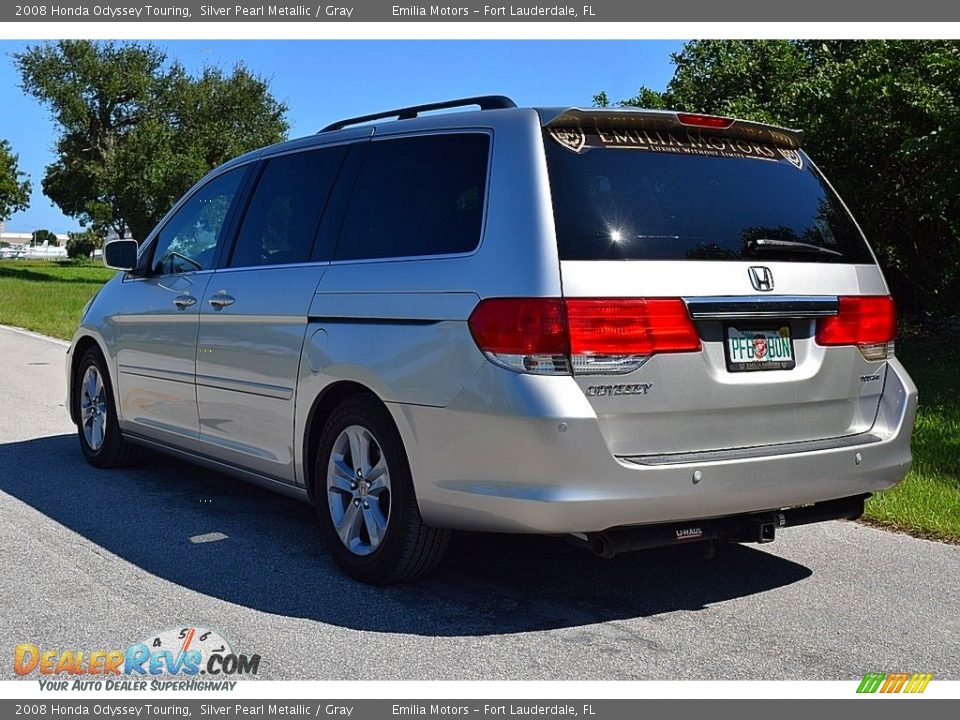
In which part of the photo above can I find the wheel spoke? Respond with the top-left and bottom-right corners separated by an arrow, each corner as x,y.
85,368 -> 99,402
345,427 -> 364,473
91,417 -> 104,450
329,463 -> 354,494
367,476 -> 389,498
366,457 -> 388,484
335,501 -> 362,545
333,455 -> 356,485
362,504 -> 387,546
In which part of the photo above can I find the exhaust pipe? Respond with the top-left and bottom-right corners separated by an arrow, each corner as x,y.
591,534 -> 616,559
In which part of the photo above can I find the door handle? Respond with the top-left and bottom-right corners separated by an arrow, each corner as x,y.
173,294 -> 197,310
208,293 -> 236,311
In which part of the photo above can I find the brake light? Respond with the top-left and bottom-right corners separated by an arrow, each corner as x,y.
676,112 -> 735,129
468,298 -> 701,375
565,299 -> 701,355
816,295 -> 896,361
467,298 -> 569,375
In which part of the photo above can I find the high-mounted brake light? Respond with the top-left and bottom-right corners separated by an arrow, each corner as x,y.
468,298 -> 701,375
816,295 -> 896,361
676,113 -> 735,130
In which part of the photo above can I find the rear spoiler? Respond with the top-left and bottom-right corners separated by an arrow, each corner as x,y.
541,108 -> 803,150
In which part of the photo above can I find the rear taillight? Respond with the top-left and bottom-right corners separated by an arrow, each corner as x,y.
566,299 -> 701,374
467,298 -> 569,375
816,295 -> 896,361
468,298 -> 701,375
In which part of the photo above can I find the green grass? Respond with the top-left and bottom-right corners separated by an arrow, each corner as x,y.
1,258 -> 957,541
864,335 -> 960,542
0,259 -> 116,340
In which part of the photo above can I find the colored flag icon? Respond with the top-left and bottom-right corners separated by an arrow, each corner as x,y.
857,672 -> 932,694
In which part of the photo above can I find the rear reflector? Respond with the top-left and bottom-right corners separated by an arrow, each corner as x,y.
816,296 -> 896,358
468,298 -> 701,375
676,113 -> 735,129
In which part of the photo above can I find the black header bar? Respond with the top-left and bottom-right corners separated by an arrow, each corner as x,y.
5,0 -> 960,22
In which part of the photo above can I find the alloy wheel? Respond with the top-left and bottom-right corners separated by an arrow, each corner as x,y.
326,424 -> 392,556
79,364 -> 108,452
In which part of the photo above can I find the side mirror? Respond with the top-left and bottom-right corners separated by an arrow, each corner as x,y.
103,239 -> 139,272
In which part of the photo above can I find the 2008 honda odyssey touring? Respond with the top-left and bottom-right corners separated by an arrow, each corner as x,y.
67,96 -> 917,584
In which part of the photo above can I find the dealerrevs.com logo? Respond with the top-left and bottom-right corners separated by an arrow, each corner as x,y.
14,626 -> 260,691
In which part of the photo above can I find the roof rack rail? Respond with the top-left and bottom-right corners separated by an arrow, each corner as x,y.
319,95 -> 517,132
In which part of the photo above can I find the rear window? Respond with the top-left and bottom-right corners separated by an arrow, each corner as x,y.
543,128 -> 873,263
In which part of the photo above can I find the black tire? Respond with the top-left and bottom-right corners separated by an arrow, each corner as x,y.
73,347 -> 142,468
314,393 -> 450,584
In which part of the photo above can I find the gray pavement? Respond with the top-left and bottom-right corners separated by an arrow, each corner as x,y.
1,325 -> 958,680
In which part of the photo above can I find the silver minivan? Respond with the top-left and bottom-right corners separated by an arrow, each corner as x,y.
67,96 -> 917,583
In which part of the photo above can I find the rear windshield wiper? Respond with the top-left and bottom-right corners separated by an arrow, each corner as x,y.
745,238 -> 844,259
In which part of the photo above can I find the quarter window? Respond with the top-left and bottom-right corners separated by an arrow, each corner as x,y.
151,168 -> 245,276
335,134 -> 490,260
230,146 -> 348,268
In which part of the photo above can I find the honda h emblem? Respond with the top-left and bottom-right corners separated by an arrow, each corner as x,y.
748,266 -> 775,292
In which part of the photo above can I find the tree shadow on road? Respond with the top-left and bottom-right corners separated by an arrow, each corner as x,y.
0,434 -> 812,636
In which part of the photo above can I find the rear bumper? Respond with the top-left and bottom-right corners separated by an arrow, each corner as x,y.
390,358 -> 917,534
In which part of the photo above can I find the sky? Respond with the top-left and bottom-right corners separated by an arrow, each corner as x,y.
0,40 -> 682,234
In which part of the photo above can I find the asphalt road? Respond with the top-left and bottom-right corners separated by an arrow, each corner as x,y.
1,325 -> 958,681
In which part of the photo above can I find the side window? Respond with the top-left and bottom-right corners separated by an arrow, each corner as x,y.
229,146 -> 348,268
335,133 -> 490,261
151,168 -> 245,276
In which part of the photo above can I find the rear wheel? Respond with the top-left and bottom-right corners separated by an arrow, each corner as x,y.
314,394 -> 449,584
73,347 -> 142,468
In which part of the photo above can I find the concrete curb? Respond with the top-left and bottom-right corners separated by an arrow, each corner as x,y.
0,324 -> 70,347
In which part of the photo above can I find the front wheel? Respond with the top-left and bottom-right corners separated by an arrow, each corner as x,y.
314,394 -> 449,584
73,347 -> 142,468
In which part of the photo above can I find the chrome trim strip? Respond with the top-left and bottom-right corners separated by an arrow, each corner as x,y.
684,295 -> 839,319
212,261 -> 329,274
197,314 -> 308,325
194,374 -> 294,400
309,316 -> 439,326
620,432 -> 882,467
118,364 -> 194,384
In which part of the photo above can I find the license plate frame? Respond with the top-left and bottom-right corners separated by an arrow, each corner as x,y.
724,323 -> 796,373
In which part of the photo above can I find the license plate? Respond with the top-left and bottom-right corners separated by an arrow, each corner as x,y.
725,325 -> 795,372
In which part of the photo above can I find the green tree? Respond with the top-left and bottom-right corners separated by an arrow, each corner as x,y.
16,40 -> 289,242
0,139 -> 31,223
66,229 -> 103,259
32,228 -> 58,245
599,40 -> 960,316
